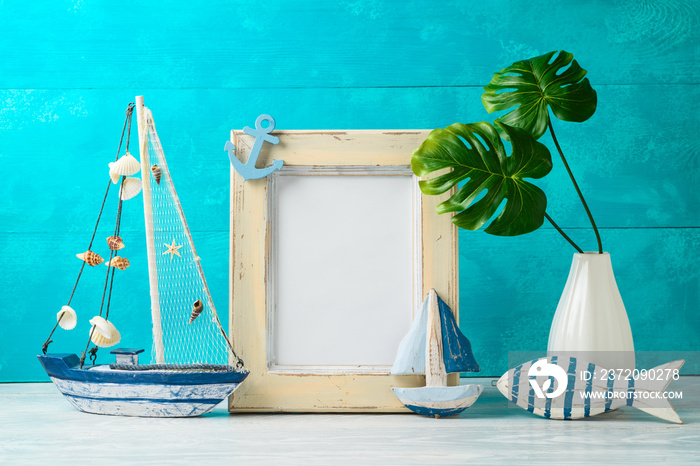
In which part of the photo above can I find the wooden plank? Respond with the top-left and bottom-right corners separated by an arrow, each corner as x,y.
2,88 -> 699,383
0,1 -> 697,89
2,0 -> 698,385
4,226 -> 699,382
0,85 -> 698,235
233,130 -> 429,166
2,380 -> 699,464
458,227 -> 700,379
0,230 -> 229,382
425,290 -> 447,387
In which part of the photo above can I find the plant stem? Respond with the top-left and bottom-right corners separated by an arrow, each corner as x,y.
544,212 -> 583,253
547,116 -> 603,254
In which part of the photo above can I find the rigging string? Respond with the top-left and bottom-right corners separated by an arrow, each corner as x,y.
105,192 -> 125,322
80,109 -> 133,367
41,103 -> 135,355
80,178 -> 125,367
81,188 -> 123,367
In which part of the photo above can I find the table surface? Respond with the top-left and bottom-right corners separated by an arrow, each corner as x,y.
0,378 -> 697,465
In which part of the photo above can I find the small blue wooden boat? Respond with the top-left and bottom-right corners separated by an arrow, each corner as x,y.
391,289 -> 482,418
38,97 -> 248,417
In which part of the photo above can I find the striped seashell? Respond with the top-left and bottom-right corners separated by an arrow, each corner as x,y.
151,164 -> 162,185
120,177 -> 142,201
189,300 -> 203,324
57,305 -> 77,330
105,256 -> 130,271
76,250 -> 104,266
106,235 -> 125,250
89,316 -> 121,348
112,152 -> 141,177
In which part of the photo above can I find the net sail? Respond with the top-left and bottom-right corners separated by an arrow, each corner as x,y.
137,102 -> 235,366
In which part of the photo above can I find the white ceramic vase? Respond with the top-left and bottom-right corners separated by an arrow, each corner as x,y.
547,252 -> 635,372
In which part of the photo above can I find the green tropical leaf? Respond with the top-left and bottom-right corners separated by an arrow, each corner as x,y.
412,121 -> 552,236
481,50 -> 597,139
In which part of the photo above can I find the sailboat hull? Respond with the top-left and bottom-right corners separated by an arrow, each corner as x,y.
392,385 -> 483,418
38,354 -> 248,417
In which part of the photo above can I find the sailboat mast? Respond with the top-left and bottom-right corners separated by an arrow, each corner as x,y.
425,289 -> 447,387
136,95 -> 165,364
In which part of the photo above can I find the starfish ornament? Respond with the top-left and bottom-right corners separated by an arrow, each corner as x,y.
163,238 -> 183,260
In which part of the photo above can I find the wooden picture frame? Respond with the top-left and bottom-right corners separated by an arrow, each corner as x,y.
228,130 -> 458,412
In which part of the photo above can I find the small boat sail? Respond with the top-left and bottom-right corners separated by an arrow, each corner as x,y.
37,96 -> 248,417
391,289 -> 482,418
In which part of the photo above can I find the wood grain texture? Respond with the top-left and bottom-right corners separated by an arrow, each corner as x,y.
0,1 -> 697,88
425,290 -> 447,387
0,231 -> 228,382
459,227 -> 700,379
2,380 -> 699,464
228,131 -> 458,411
6,225 -> 695,382
1,85 -> 697,236
1,1 -> 698,382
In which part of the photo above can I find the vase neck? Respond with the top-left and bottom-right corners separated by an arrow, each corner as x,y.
571,252 -> 613,273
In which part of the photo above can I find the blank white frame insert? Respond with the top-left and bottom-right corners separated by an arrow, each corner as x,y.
271,173 -> 414,370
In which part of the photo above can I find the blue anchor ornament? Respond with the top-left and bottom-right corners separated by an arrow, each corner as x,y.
225,114 -> 284,180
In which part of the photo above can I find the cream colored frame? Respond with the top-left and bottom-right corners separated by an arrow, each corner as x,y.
229,130 -> 458,412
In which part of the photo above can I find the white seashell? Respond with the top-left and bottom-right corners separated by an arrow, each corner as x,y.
120,177 -> 142,201
108,162 -> 120,184
89,316 -> 121,348
57,305 -> 77,330
112,152 -> 141,177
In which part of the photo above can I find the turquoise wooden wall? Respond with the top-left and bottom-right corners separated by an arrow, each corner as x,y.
1,1 -> 698,381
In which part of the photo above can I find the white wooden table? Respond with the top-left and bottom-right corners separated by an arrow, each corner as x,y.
0,379 -> 696,465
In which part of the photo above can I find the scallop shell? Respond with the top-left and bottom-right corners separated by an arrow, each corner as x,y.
89,316 -> 121,348
105,256 -> 130,270
106,235 -> 125,250
108,162 -> 120,184
57,305 -> 77,330
112,152 -> 141,177
188,300 -> 203,324
151,164 -> 162,185
120,177 -> 142,201
76,251 -> 104,266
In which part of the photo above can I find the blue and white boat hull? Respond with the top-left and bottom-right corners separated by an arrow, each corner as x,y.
38,353 -> 248,417
392,385 -> 483,418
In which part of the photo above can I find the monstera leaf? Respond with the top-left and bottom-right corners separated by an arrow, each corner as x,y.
412,121 -> 552,236
481,50 -> 597,139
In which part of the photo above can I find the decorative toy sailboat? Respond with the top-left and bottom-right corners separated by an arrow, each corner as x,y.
391,289 -> 482,418
37,96 -> 248,417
